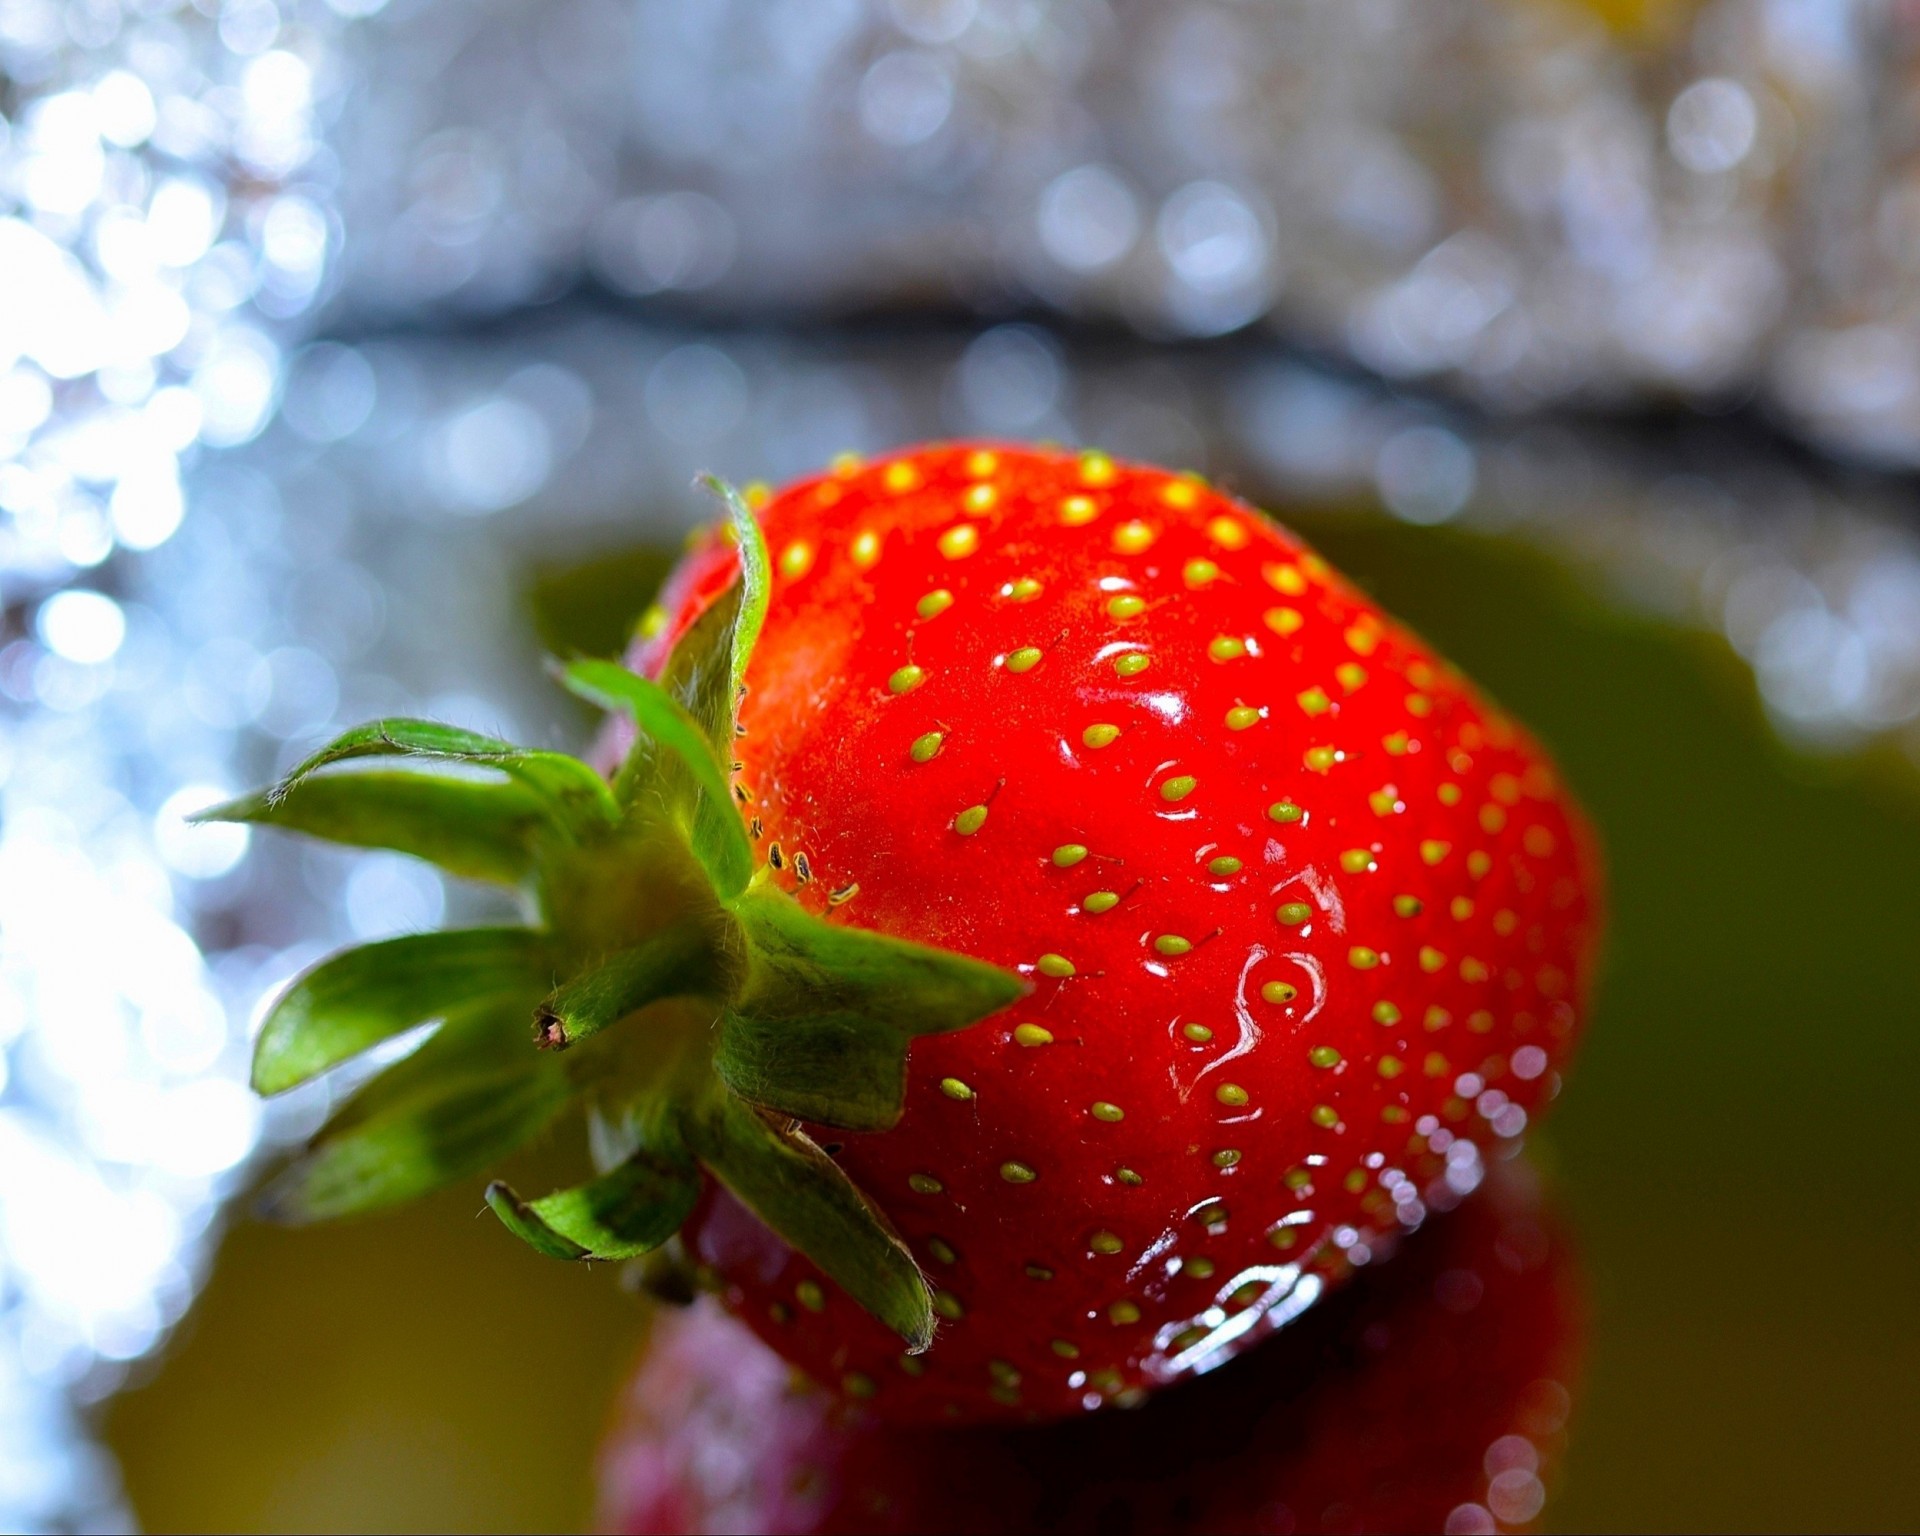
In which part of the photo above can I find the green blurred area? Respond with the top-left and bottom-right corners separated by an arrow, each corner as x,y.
104,511 -> 1920,1532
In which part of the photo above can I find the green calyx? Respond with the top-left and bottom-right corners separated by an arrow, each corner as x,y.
201,478 -> 1024,1351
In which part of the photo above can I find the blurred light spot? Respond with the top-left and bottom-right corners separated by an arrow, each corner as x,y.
432,397 -> 552,513
1667,78 -> 1758,174
956,325 -> 1062,431
345,853 -> 446,940
1376,426 -> 1476,524
858,49 -> 955,147
592,192 -> 736,296
1158,181 -> 1272,334
154,787 -> 250,881
192,327 -> 280,447
1038,165 -> 1140,273
36,592 -> 124,664
91,71 -> 156,149
282,343 -> 377,444
1443,1503 -> 1497,1536
645,343 -> 746,445
889,0 -> 976,44
147,179 -> 224,268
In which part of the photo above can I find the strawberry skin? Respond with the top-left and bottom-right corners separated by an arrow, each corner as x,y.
600,1161 -> 1585,1535
641,443 -> 1603,1420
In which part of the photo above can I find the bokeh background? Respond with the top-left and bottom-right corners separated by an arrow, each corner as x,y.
4,0 -> 1920,1529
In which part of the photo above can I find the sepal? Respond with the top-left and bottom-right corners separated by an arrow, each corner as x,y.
202,771 -> 551,886
485,1143 -> 701,1261
684,1090 -> 934,1352
259,1017 -> 573,1223
235,718 -> 618,833
718,887 -> 1027,1130
532,925 -> 719,1050
252,928 -> 554,1095
562,659 -> 753,898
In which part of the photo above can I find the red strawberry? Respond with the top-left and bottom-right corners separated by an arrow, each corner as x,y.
599,1159 -> 1585,1535
214,441 -> 1600,1426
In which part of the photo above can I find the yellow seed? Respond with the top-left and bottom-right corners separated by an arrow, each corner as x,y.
1051,1339 -> 1080,1358
1378,1056 -> 1404,1079
1013,1023 -> 1053,1047
1184,558 -> 1220,587
1225,705 -> 1261,731
909,731 -> 945,763
1160,774 -> 1197,801
1083,723 -> 1121,748
1311,1104 -> 1339,1128
1297,686 -> 1331,716
1468,850 -> 1492,878
1061,494 -> 1100,526
965,448 -> 998,478
1265,606 -> 1304,637
964,483 -> 996,512
999,1161 -> 1037,1184
1107,594 -> 1146,619
908,1173 -> 944,1194
830,452 -> 863,476
889,664 -> 925,694
843,1372 -> 876,1399
883,460 -> 921,492
1183,1022 -> 1214,1042
850,530 -> 881,569
796,1279 -> 826,1312
953,804 -> 989,835
1005,647 -> 1042,674
1420,839 -> 1451,865
1345,621 -> 1379,656
1419,946 -> 1446,973
1349,946 -> 1380,969
940,1077 -> 974,1101
938,523 -> 980,559
1090,1101 -> 1124,1123
1261,981 -> 1298,1004
1206,516 -> 1248,549
1037,953 -> 1075,978
1268,801 -> 1303,824
927,1237 -> 958,1264
779,541 -> 815,579
1209,635 -> 1248,662
1394,895 -> 1423,918
1113,652 -> 1151,678
1264,562 -> 1307,595
1336,662 -> 1368,693
1161,478 -> 1199,508
1154,934 -> 1192,956
636,603 -> 667,639
1215,1083 -> 1249,1107
1110,1299 -> 1143,1325
1304,746 -> 1338,773
1079,450 -> 1116,486
1449,896 -> 1473,921
933,1289 -> 966,1320
1004,576 -> 1043,602
1374,1001 -> 1402,1025
1208,855 -> 1243,876
917,588 -> 954,619
1383,730 -> 1410,755
1340,848 -> 1374,874
1370,785 -> 1401,817
1112,520 -> 1157,554
1309,1045 -> 1341,1068
1053,843 -> 1088,866
1276,901 -> 1312,925
1082,891 -> 1119,914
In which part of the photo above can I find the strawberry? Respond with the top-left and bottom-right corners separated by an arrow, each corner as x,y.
598,1160 -> 1585,1535
212,442 -> 1601,1425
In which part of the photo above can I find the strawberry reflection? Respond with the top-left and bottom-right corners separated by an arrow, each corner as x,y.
598,1159 -> 1583,1535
